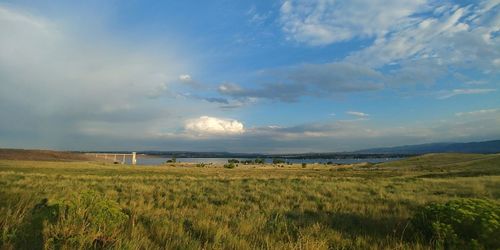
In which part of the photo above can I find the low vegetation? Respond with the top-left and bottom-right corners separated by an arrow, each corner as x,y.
411,198 -> 499,249
0,153 -> 499,249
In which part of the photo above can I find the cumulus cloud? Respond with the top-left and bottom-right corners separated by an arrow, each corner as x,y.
179,74 -> 193,82
437,88 -> 497,99
185,116 -> 245,135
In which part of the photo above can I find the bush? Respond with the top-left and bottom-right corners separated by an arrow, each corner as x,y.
254,158 -> 265,164
411,198 -> 499,249
196,163 -> 207,167
43,190 -> 129,249
166,156 -> 177,163
224,163 -> 236,169
273,158 -> 285,164
227,159 -> 240,164
301,163 -> 307,168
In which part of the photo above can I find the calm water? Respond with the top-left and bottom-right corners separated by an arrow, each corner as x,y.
135,157 -> 401,165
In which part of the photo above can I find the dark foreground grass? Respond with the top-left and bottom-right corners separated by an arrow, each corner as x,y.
0,154 -> 499,249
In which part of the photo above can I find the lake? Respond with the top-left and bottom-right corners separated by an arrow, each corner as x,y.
134,157 -> 401,165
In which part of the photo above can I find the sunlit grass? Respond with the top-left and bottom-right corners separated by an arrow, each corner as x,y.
0,154 -> 499,249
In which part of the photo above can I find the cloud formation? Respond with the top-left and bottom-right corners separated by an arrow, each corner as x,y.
346,111 -> 369,117
456,108 -> 500,117
185,116 -> 245,135
213,1 -> 500,106
0,5 -> 201,148
437,88 -> 497,99
179,74 -> 193,83
346,3 -> 500,71
1,2 -> 499,153
218,62 -> 383,102
280,0 -> 429,46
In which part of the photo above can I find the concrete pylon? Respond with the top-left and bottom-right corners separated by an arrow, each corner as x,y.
132,152 -> 137,165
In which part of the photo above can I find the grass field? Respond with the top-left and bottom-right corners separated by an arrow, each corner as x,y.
0,153 -> 499,249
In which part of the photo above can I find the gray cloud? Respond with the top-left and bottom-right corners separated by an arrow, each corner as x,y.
0,5 -> 220,149
218,62 -> 384,102
203,97 -> 229,104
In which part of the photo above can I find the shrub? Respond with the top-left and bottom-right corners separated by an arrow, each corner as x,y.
273,158 -> 285,164
166,156 -> 177,163
224,163 -> 235,169
411,198 -> 499,249
227,159 -> 240,164
254,158 -> 265,164
196,163 -> 207,167
43,190 -> 129,249
301,163 -> 307,168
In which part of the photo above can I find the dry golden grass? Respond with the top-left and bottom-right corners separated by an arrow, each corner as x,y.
0,154 -> 499,249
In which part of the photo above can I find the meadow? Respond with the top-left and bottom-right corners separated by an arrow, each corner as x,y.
0,153 -> 499,249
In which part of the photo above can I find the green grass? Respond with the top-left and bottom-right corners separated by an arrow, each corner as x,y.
0,154 -> 499,249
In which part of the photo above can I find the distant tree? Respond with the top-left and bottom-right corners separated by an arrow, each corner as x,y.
273,158 -> 285,164
228,159 -> 240,164
254,158 -> 265,164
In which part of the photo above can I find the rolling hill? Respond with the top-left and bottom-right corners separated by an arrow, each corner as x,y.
355,139 -> 500,154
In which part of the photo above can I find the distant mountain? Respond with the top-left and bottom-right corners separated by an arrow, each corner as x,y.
355,140 -> 500,154
82,150 -> 411,159
81,139 -> 500,159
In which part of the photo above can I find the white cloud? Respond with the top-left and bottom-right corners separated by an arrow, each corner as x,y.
247,5 -> 270,25
185,116 -> 245,135
280,0 -> 500,83
280,0 -> 430,46
437,88 -> 497,99
179,74 -> 193,82
346,111 -> 369,117
456,108 -> 500,117
346,2 -> 500,70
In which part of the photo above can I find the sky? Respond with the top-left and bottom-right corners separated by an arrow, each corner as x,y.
0,0 -> 499,153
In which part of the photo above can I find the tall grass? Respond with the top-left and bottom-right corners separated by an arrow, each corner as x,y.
0,154 -> 499,249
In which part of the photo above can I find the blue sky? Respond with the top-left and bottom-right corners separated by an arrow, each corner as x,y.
0,0 -> 499,153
